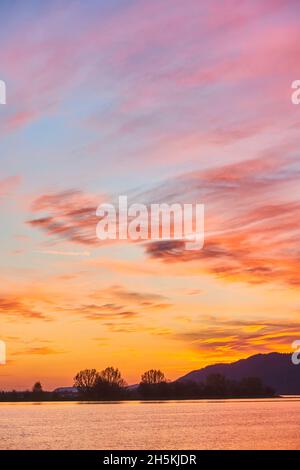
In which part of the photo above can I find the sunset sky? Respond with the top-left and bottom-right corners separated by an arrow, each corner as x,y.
1,0 -> 300,390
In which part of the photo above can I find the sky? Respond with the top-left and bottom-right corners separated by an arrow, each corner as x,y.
0,0 -> 300,390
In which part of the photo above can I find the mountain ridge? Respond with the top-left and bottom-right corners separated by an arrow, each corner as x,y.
176,352 -> 299,395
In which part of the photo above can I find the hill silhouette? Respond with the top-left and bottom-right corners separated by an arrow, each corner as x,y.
177,352 -> 299,395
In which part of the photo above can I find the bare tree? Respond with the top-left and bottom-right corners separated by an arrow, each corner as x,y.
141,369 -> 166,384
73,369 -> 99,394
99,367 -> 127,388
93,367 -> 127,399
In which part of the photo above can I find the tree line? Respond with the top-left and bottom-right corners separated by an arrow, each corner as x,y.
73,367 -> 275,400
0,367 -> 275,401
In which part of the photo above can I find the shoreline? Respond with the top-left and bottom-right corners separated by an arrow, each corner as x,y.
0,395 -> 285,404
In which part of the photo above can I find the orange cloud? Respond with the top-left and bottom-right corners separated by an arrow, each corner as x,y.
0,296 -> 50,321
12,346 -> 65,356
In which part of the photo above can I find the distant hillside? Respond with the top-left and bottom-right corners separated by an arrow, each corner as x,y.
176,353 -> 300,395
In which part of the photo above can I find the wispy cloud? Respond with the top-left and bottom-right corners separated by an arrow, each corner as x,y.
175,317 -> 300,359
0,296 -> 50,321
35,249 -> 90,257
28,190 -> 103,245
12,346 -> 66,356
28,148 -> 300,287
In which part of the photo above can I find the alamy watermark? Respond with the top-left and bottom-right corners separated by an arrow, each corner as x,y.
96,196 -> 205,250
0,79 -> 6,105
291,340 -> 300,365
291,80 -> 300,105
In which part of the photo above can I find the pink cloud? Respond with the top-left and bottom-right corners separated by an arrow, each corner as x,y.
27,143 -> 300,288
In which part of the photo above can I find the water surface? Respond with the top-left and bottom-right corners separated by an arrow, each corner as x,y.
0,398 -> 299,449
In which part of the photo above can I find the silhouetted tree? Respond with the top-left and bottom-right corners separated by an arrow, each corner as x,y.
139,369 -> 168,398
94,367 -> 127,399
204,374 -> 228,397
141,369 -> 166,384
73,369 -> 99,397
32,382 -> 43,394
170,380 -> 205,399
238,377 -> 274,397
31,382 -> 44,400
100,367 -> 126,387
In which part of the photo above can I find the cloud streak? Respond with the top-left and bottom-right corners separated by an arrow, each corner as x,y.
175,317 -> 300,359
28,149 -> 300,287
